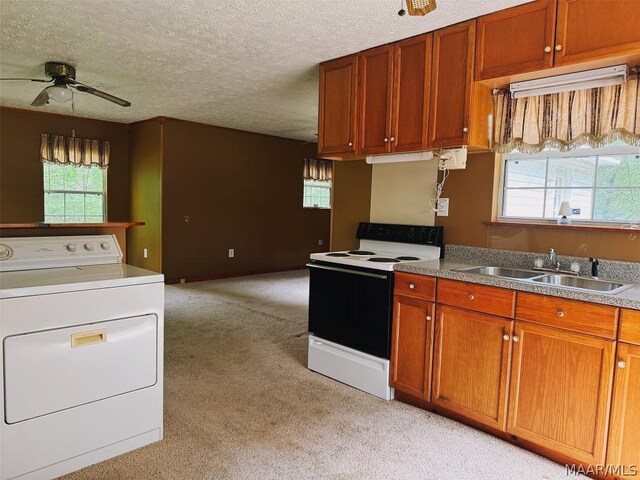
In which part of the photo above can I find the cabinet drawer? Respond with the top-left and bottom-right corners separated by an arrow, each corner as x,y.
516,292 -> 618,339
437,279 -> 515,318
394,272 -> 436,301
620,309 -> 640,345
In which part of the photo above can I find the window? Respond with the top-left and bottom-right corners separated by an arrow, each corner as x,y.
43,163 -> 106,223
501,145 -> 640,223
303,179 -> 331,209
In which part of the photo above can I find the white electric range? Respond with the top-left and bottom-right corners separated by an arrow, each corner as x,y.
307,222 -> 443,400
0,235 -> 164,480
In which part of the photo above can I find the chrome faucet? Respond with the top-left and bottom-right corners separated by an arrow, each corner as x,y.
589,257 -> 599,278
548,248 -> 559,269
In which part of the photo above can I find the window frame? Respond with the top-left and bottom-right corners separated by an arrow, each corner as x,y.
498,145 -> 640,226
303,178 -> 332,210
43,162 -> 108,223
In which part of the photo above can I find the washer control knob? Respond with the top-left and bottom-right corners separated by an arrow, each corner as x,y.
100,242 -> 111,250
84,243 -> 94,251
0,243 -> 13,260
66,244 -> 77,252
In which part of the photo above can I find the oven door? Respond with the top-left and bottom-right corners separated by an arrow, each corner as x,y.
307,262 -> 393,359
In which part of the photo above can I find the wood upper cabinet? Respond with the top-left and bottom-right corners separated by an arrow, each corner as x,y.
507,321 -> 616,465
475,0 -> 557,80
318,55 -> 358,156
606,343 -> 640,477
432,305 -> 514,431
358,34 -> 432,155
476,0 -> 640,79
392,34 -> 432,153
390,296 -> 434,400
555,0 -> 640,67
429,20 -> 491,149
358,45 -> 394,155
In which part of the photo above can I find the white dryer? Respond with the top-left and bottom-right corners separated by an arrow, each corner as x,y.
0,235 -> 164,480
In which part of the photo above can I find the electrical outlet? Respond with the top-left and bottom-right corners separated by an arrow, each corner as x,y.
180,278 -> 186,284
318,239 -> 323,246
143,248 -> 148,258
183,216 -> 190,224
228,249 -> 235,258
436,198 -> 450,216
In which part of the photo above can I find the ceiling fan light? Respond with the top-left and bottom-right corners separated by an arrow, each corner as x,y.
46,84 -> 73,103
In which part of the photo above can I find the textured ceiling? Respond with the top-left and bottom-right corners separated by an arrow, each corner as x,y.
0,0 -> 530,140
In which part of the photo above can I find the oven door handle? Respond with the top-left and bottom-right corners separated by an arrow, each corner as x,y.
306,263 -> 390,280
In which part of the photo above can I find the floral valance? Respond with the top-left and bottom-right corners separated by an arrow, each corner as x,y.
40,133 -> 110,169
493,70 -> 640,154
303,157 -> 332,181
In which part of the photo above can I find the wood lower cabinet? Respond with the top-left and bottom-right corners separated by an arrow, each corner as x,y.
507,321 -> 616,465
555,0 -> 640,67
432,305 -> 514,431
606,343 -> 640,478
390,296 -> 434,400
318,55 -> 358,156
475,0 -> 556,80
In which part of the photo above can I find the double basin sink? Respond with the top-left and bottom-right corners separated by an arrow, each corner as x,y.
454,266 -> 630,294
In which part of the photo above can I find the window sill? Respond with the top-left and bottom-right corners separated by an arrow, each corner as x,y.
486,221 -> 639,234
303,207 -> 331,210
0,222 -> 145,229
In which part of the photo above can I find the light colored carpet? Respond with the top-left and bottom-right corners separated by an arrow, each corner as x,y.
63,270 -> 581,480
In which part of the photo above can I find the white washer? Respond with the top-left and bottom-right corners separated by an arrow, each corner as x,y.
0,235 -> 164,480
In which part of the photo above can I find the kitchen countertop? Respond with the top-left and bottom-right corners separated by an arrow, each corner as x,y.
395,258 -> 640,310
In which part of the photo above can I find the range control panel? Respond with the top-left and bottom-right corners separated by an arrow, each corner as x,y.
356,222 -> 444,247
0,235 -> 122,272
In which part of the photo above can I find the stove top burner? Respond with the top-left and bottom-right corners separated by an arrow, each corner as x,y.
326,253 -> 351,257
348,250 -> 376,255
368,257 -> 400,263
395,256 -> 421,261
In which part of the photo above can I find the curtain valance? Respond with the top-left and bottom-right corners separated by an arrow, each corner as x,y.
493,70 -> 640,154
40,133 -> 110,169
303,158 -> 332,181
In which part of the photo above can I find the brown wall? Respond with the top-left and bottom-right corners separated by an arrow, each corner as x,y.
330,160 -> 372,251
435,152 -> 640,262
159,118 -> 330,282
128,119 -> 163,272
0,107 -> 130,222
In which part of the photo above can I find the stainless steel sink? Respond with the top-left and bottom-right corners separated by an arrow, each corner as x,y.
532,274 -> 630,293
454,266 -> 544,279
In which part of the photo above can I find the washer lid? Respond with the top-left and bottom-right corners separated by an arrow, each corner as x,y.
0,264 -> 164,299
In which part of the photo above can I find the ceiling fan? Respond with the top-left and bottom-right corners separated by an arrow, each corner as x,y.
0,62 -> 131,107
398,0 -> 437,16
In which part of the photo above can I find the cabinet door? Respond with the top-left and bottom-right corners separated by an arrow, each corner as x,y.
507,322 -> 615,465
391,34 -> 432,153
475,0 -> 556,80
318,55 -> 358,155
429,20 -> 476,148
432,305 -> 514,431
390,296 -> 434,400
555,0 -> 640,66
358,45 -> 394,155
606,343 -> 640,476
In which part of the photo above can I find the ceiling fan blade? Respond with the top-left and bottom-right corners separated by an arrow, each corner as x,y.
72,84 -> 131,107
0,78 -> 51,82
30,87 -> 50,107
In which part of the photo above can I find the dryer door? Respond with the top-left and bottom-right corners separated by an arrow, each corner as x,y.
3,314 -> 157,424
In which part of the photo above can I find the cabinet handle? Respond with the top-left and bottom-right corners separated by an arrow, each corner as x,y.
618,361 -> 626,369
555,45 -> 562,51
348,141 -> 353,147
503,334 -> 510,341
513,335 -> 520,343
544,46 -> 552,53
462,127 -> 469,133
468,294 -> 475,300
390,136 -> 395,142
557,311 -> 565,318
426,315 -> 432,321
409,283 -> 416,289
384,138 -> 388,143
